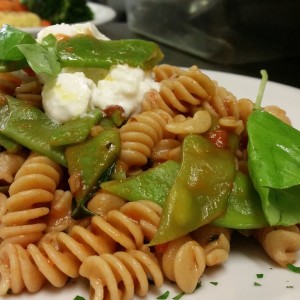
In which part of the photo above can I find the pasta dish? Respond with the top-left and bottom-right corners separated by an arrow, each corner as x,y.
0,22 -> 300,300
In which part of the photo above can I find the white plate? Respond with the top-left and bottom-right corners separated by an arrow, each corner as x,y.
19,2 -> 116,36
14,71 -> 300,300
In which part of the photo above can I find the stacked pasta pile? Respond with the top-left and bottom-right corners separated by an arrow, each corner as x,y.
0,64 -> 300,299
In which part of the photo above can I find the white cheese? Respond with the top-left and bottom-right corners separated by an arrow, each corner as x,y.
36,24 -> 160,122
91,64 -> 160,117
36,22 -> 109,43
42,72 -> 95,123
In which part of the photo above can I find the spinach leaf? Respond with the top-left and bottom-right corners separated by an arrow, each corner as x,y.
247,110 -> 300,225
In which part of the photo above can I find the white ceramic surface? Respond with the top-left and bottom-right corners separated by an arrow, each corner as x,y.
14,71 -> 300,300
19,2 -> 116,36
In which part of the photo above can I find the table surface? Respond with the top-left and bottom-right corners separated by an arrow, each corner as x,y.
98,21 -> 300,89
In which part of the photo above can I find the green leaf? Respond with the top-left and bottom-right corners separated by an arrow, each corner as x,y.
0,97 -> 66,166
101,160 -> 180,207
73,296 -> 86,300
50,109 -> 102,146
157,291 -> 170,299
66,129 -> 121,218
0,132 -> 22,153
0,24 -> 36,61
55,36 -> 164,70
17,44 -> 61,76
287,263 -> 300,273
213,171 -> 268,229
247,110 -> 300,226
254,282 -> 261,286
150,134 -> 236,245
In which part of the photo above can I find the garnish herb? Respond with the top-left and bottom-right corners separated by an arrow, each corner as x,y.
254,282 -> 261,286
210,282 -> 219,286
172,291 -> 185,299
157,290 -> 170,299
287,263 -> 300,273
73,296 -> 86,300
256,274 -> 264,279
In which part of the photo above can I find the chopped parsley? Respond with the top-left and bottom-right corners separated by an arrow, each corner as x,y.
208,234 -> 220,242
254,282 -> 261,286
210,282 -> 219,286
73,296 -> 86,300
172,291 -> 185,299
287,263 -> 300,273
157,291 -> 170,299
256,274 -> 264,279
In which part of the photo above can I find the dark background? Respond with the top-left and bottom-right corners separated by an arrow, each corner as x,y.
92,0 -> 300,89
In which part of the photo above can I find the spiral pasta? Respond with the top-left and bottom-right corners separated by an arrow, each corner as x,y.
0,152 -> 63,246
80,249 -> 164,300
143,66 -> 215,116
84,200 -> 161,251
0,227 -> 112,295
152,64 -> 185,82
150,138 -> 182,164
191,224 -> 232,267
0,243 -> 46,295
157,235 -> 206,293
202,81 -> 245,134
0,193 -> 7,220
119,108 -> 174,171
0,72 -> 22,96
15,79 -> 43,108
253,225 -> 300,267
0,151 -> 25,184
44,190 -> 73,233
87,190 -> 126,217
118,200 -> 162,242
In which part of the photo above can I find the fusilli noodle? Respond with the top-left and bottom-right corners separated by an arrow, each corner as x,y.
253,225 -> 300,267
119,109 -> 173,171
0,152 -> 63,246
157,235 -> 206,293
80,249 -> 164,300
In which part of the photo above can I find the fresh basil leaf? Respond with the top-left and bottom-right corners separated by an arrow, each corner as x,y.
0,24 -> 36,61
247,110 -> 300,225
17,44 -> 61,76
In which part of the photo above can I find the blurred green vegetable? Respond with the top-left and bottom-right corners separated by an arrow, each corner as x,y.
0,133 -> 22,153
20,0 -> 93,24
56,36 -> 164,70
0,24 -> 35,72
0,25 -> 164,74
